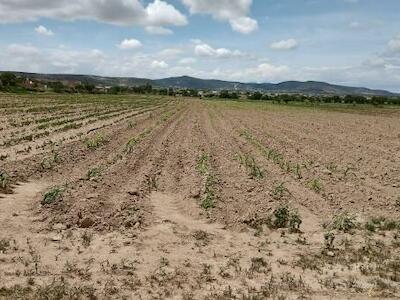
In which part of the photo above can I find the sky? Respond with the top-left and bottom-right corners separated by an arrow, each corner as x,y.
0,0 -> 399,91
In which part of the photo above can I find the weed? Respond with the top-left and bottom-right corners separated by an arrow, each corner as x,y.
0,169 -> 10,189
308,178 -> 323,193
327,212 -> 357,232
42,186 -> 64,205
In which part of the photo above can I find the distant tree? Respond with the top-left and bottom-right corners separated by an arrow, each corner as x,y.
248,92 -> 263,100
0,72 -> 17,87
49,81 -> 65,93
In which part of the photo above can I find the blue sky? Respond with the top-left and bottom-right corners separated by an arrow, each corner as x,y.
0,0 -> 399,91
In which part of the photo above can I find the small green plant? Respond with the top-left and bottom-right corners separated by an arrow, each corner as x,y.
327,212 -> 357,232
295,164 -> 302,179
127,121 -> 135,129
87,167 -> 102,180
271,183 -> 290,200
238,154 -> 264,179
308,178 -> 322,193
343,165 -> 354,177
197,153 -> 209,175
125,129 -> 151,153
326,162 -> 338,173
0,170 -> 10,189
364,216 -> 400,232
125,137 -> 139,153
202,175 -> 216,209
85,134 -> 108,150
42,186 -> 64,205
268,205 -> 302,232
40,151 -> 61,170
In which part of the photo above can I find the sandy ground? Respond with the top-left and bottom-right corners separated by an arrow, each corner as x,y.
0,98 -> 399,299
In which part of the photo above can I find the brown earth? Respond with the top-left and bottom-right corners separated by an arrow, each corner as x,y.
0,96 -> 400,299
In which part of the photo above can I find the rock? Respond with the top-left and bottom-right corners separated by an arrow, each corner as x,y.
326,251 -> 335,257
80,217 -> 95,228
51,235 -> 62,242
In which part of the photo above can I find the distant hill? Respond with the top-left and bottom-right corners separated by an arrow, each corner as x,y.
4,72 -> 397,96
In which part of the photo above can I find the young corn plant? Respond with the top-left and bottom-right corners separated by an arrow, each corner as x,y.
87,167 -> 102,180
42,186 -> 64,205
84,133 -> 109,150
237,154 -> 264,179
271,183 -> 290,200
197,153 -> 210,175
308,178 -> 323,193
0,170 -> 10,189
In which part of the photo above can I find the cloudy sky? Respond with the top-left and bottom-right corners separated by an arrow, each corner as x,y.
0,0 -> 399,91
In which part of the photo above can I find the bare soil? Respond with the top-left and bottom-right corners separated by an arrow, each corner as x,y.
0,96 -> 399,299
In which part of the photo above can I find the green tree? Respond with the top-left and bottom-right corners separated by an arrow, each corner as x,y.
0,72 -> 17,87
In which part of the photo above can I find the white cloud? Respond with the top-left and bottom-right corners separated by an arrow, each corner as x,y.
145,26 -> 173,35
7,44 -> 40,56
35,25 -> 54,36
158,48 -> 183,58
0,0 -> 187,28
151,60 -> 168,69
242,63 -> 290,81
270,39 -> 298,50
230,17 -> 258,34
195,43 -> 244,58
388,34 -> 400,52
145,0 -> 187,26
181,0 -> 258,34
118,39 -> 142,50
179,57 -> 196,64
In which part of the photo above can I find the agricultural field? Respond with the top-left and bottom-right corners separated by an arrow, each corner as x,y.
0,94 -> 400,299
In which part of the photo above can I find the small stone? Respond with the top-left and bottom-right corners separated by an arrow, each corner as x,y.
326,251 -> 335,257
51,235 -> 62,242
134,222 -> 140,229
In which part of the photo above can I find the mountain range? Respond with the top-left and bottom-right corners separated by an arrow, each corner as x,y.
8,72 -> 397,96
